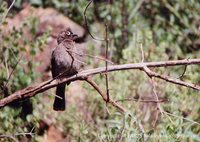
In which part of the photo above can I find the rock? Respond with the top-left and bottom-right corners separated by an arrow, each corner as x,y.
2,5 -> 86,74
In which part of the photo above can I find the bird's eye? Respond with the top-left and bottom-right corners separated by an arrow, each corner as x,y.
66,31 -> 71,35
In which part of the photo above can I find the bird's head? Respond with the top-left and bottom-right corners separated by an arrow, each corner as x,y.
57,28 -> 78,44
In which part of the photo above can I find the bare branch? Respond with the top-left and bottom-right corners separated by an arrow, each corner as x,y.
163,111 -> 200,126
0,59 -> 200,108
0,126 -> 35,141
84,0 -> 104,41
116,98 -> 169,103
143,66 -> 163,127
142,65 -> 200,90
85,77 -> 127,113
64,48 -> 114,64
105,24 -> 110,102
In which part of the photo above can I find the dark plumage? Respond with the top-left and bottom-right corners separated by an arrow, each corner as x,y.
51,29 -> 83,111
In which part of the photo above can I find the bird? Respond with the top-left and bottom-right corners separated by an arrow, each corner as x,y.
51,28 -> 83,111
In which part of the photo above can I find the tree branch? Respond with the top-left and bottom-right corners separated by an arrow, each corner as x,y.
0,59 -> 200,109
142,65 -> 200,90
85,78 -> 126,113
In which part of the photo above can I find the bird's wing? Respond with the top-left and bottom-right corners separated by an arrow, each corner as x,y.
51,51 -> 57,78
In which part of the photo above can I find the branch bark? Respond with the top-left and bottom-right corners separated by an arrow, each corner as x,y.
0,59 -> 200,108
85,78 -> 126,113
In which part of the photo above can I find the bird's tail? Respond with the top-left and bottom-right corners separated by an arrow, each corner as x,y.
53,84 -> 66,111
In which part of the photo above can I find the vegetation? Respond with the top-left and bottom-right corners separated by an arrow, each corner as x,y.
0,0 -> 199,141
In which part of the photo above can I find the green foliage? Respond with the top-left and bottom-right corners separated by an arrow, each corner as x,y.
0,8 -> 49,141
0,1 -> 7,23
0,16 -> 46,94
141,0 -> 200,57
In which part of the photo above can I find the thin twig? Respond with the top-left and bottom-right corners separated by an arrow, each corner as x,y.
178,58 -> 190,80
64,48 -> 114,64
116,98 -> 169,103
143,66 -> 163,127
105,24 -> 110,102
150,77 -> 162,111
84,0 -> 104,41
163,111 -> 200,126
0,126 -> 35,141
5,56 -> 22,87
0,0 -> 16,25
85,77 -> 127,113
139,43 -> 163,127
142,65 -> 200,91
178,64 -> 187,80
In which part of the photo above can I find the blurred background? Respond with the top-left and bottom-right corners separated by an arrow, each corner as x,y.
0,0 -> 200,141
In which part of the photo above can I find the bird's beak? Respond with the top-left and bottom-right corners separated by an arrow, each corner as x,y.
72,34 -> 78,40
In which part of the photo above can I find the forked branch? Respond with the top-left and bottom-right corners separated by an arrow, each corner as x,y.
0,59 -> 200,111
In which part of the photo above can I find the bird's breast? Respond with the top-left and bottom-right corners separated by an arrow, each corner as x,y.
51,44 -> 82,77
